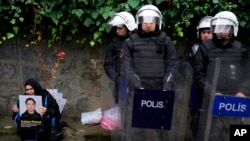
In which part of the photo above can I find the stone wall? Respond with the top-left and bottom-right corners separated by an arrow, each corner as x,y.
0,37 -> 114,119
2,33 -> 248,120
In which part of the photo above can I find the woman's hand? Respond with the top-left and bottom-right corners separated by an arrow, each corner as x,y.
39,106 -> 47,114
12,105 -> 19,113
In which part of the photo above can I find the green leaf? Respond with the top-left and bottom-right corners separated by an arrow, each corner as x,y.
10,19 -> 16,24
83,17 -> 94,27
80,38 -> 86,44
240,21 -> 246,27
14,12 -> 20,18
7,33 -> 14,39
13,27 -> 19,34
155,0 -> 165,5
62,20 -> 69,25
70,28 -> 78,35
93,32 -> 100,40
99,7 -> 112,20
127,0 -> 140,9
71,9 -> 84,18
66,35 -> 72,41
19,17 -> 24,22
59,25 -> 63,32
213,0 -> 219,3
51,18 -> 59,25
79,0 -> 88,5
52,28 -> 57,36
91,10 -> 99,19
194,6 -> 200,11
31,41 -> 37,45
176,3 -> 180,9
2,36 -> 6,41
90,40 -> 95,47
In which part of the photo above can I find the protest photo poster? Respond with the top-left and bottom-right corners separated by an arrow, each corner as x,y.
19,95 -> 42,128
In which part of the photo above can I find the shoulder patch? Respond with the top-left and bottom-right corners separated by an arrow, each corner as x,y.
191,43 -> 200,55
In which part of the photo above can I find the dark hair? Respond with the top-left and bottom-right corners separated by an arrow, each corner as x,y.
25,78 -> 44,96
25,97 -> 36,105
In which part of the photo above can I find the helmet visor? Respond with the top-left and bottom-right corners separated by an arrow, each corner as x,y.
138,16 -> 160,25
211,18 -> 234,34
211,25 -> 233,34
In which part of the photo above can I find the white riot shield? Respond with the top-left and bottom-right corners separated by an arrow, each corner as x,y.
196,58 -> 250,141
108,58 -> 192,141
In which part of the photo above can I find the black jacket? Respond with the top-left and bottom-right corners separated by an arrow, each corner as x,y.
183,41 -> 208,88
103,36 -> 129,81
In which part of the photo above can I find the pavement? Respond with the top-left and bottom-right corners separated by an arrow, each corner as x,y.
0,116 -> 111,141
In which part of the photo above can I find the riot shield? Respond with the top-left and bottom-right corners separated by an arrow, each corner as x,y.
196,58 -> 250,141
109,58 -> 192,141
101,55 -> 121,132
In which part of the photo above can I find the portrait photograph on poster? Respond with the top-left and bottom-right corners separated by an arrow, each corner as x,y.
19,95 -> 43,128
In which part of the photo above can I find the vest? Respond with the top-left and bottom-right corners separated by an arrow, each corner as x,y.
203,40 -> 244,94
203,40 -> 243,60
129,32 -> 166,77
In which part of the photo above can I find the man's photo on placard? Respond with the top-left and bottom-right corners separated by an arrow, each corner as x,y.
19,95 -> 42,128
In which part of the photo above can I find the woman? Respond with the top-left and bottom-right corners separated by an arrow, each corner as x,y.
12,78 -> 61,141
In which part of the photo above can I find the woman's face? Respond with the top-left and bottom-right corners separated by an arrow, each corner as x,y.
26,99 -> 36,114
25,85 -> 35,95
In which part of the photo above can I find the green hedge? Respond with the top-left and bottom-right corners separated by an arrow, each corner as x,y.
0,0 -> 249,47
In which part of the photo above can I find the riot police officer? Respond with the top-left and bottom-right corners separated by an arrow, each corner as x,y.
183,16 -> 213,138
121,4 -> 178,141
122,4 -> 177,91
195,11 -> 248,97
184,16 -> 213,98
195,11 -> 249,141
103,11 -> 136,103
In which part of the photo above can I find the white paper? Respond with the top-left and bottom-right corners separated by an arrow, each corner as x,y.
46,89 -> 67,113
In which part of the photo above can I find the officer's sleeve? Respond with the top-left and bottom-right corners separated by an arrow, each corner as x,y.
193,43 -> 208,90
121,39 -> 142,88
103,42 -> 116,81
163,37 -> 178,91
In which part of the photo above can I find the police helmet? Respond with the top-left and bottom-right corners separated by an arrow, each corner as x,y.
197,16 -> 212,38
136,4 -> 162,30
211,11 -> 239,37
107,11 -> 137,31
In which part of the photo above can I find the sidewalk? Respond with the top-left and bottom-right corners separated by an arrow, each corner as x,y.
0,116 -> 111,141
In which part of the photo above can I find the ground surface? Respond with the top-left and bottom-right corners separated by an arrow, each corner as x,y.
0,116 -> 111,141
